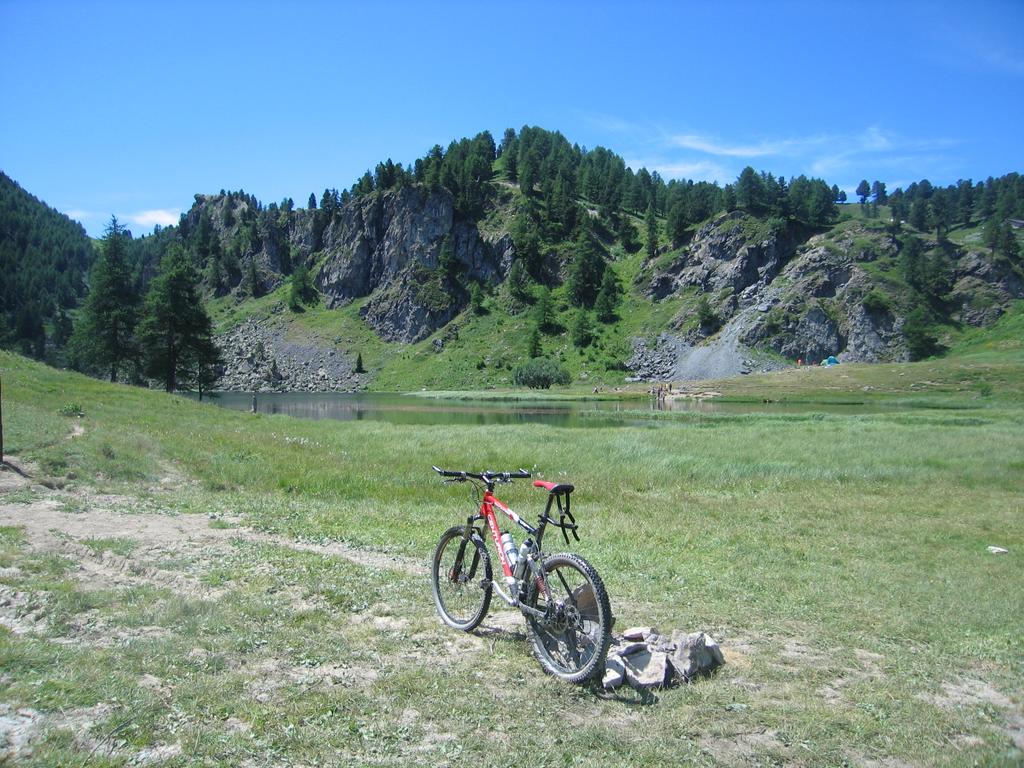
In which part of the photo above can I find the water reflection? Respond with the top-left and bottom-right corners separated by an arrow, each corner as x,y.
197,391 -> 879,428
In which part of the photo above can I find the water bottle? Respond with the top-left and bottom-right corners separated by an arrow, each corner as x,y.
513,539 -> 532,580
500,532 -> 518,567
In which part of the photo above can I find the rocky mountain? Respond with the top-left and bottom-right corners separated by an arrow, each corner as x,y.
180,185 -> 513,344
314,185 -> 513,342
171,181 -> 1022,389
640,211 -> 1023,373
7,126 -> 1021,391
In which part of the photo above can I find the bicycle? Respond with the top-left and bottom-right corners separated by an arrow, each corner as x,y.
430,466 -> 613,683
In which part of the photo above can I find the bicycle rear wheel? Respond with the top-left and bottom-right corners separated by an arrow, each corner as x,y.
431,525 -> 492,631
524,552 -> 612,683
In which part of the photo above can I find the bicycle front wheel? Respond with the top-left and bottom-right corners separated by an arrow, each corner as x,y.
524,552 -> 612,683
431,525 -> 492,631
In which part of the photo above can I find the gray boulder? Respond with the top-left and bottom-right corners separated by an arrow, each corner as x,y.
603,626 -> 724,691
670,631 -> 726,682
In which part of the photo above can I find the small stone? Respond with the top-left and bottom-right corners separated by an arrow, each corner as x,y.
623,649 -> 671,689
987,546 -> 1008,554
615,641 -> 649,657
671,632 -> 725,682
622,626 -> 653,641
603,655 -> 625,689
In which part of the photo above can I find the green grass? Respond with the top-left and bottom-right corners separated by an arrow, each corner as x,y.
1,349 -> 1022,765
80,537 -> 138,557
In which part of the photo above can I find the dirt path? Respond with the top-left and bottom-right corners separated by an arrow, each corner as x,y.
0,460 -> 425,602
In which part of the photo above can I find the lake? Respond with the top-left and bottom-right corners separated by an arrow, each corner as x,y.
202,391 -> 885,428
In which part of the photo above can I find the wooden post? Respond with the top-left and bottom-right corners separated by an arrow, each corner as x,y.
1,375 -> 4,466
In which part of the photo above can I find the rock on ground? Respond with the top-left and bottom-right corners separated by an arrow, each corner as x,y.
603,628 -> 724,691
214,314 -> 364,393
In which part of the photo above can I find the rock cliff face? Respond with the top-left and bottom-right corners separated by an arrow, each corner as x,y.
949,251 -> 1024,326
640,213 -> 1023,377
314,187 -> 509,342
184,185 -> 514,353
188,186 -> 511,344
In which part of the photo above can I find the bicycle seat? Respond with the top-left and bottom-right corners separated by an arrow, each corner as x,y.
533,480 -> 574,495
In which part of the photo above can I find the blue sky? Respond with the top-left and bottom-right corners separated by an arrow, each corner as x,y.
2,0 -> 1022,237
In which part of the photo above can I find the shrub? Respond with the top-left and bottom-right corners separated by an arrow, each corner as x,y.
412,265 -> 455,312
571,311 -> 594,348
903,307 -> 943,361
862,289 -> 891,315
697,296 -> 720,331
512,358 -> 571,389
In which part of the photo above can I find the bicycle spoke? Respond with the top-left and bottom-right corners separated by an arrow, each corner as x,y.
555,568 -> 574,601
563,629 -> 581,667
432,527 -> 491,631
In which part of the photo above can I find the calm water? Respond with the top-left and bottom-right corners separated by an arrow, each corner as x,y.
203,391 -> 883,428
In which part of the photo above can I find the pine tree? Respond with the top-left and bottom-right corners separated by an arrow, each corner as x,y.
534,288 -> 557,333
903,306 -> 940,361
469,282 -> 486,315
696,295 -> 720,332
567,228 -> 605,308
909,199 -> 928,231
500,128 -> 518,181
957,180 -> 974,227
983,217 -> 1000,254
929,191 -> 951,240
617,215 -> 640,253
871,180 -> 887,205
308,193 -> 317,210
571,310 -> 594,348
722,184 -> 737,212
594,267 -> 622,323
137,244 -> 220,393
68,216 -> 140,381
288,265 -> 315,311
856,180 -> 871,205
644,203 -> 658,261
355,353 -> 365,373
899,235 -> 927,293
526,324 -> 542,358
998,223 -> 1020,262
736,167 -> 763,212
506,259 -> 532,304
245,256 -> 262,297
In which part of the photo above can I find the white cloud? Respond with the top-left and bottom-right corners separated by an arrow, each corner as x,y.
858,126 -> 891,152
669,134 -> 783,158
624,158 -> 731,183
124,209 -> 180,229
579,111 -> 641,135
667,132 -> 833,159
588,113 -> 960,192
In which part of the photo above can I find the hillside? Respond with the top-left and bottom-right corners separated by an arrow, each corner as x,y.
3,128 -> 1023,392
0,172 -> 96,361
1,344 -> 1022,764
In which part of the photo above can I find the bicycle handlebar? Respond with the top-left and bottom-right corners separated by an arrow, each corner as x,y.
432,466 -> 531,483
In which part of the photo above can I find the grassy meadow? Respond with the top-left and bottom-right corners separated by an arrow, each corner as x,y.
1,346 -> 1022,766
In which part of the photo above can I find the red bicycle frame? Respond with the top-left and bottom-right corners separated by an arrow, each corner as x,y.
480,488 -> 530,583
